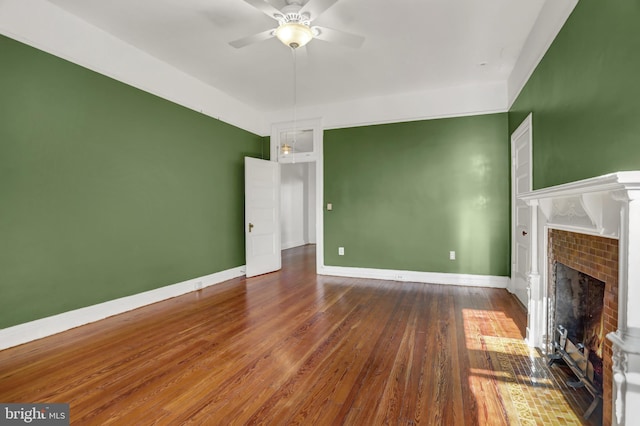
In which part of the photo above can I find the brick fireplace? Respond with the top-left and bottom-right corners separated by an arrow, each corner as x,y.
519,172 -> 640,426
548,229 -> 618,424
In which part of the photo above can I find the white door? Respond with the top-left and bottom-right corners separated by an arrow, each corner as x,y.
245,157 -> 281,277
511,114 -> 533,306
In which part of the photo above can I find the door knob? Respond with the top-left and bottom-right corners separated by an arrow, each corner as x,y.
249,223 -> 254,233
522,230 -> 528,236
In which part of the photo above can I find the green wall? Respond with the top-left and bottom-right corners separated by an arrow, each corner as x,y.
509,0 -> 640,189
0,35 -> 263,329
9,0 -> 635,329
324,114 -> 510,276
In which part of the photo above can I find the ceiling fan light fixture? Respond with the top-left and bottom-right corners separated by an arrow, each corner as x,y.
275,22 -> 313,49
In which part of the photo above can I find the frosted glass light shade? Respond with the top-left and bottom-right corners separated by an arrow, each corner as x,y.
275,23 -> 313,49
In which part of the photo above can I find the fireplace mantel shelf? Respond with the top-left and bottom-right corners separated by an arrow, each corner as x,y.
519,171 -> 640,238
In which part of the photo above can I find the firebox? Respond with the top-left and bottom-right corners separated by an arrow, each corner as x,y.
549,262 -> 606,419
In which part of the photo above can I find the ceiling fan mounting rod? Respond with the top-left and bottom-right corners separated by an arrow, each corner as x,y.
276,4 -> 310,25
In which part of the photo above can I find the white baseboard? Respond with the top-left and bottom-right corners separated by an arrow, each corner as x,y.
318,265 -> 509,288
0,265 -> 246,351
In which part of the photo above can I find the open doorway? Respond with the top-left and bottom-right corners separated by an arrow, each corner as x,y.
270,118 -> 324,270
280,162 -> 316,249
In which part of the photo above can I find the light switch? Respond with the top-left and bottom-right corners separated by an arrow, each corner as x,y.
327,203 -> 333,211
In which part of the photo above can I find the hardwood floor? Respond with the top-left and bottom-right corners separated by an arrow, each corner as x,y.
0,245 -> 592,425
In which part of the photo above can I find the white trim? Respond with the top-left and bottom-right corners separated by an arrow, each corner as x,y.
520,171 -> 640,200
507,0 -> 578,107
536,222 -> 551,351
271,118 -> 321,163
0,0 -> 578,134
0,0 -> 266,135
264,82 -> 508,132
318,266 -> 509,289
520,171 -> 640,239
510,113 -> 533,303
0,266 -> 246,351
269,118 -> 325,274
314,125 -> 324,274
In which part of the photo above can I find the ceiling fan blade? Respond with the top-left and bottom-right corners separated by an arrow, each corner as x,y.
242,0 -> 282,20
299,0 -> 339,20
229,28 -> 276,48
312,26 -> 364,49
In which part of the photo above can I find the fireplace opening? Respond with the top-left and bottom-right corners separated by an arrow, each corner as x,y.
549,262 -> 606,419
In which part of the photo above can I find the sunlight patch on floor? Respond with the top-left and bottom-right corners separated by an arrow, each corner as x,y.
463,308 -> 593,425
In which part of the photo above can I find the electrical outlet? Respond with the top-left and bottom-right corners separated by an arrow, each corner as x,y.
338,247 -> 345,256
449,251 -> 456,260
394,274 -> 405,281
195,281 -> 203,290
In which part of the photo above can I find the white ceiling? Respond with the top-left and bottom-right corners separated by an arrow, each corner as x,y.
46,0 -> 549,114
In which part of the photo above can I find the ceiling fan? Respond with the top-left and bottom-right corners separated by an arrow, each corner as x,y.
229,0 -> 364,50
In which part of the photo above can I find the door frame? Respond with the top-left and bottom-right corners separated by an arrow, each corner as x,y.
511,113 -> 546,348
270,118 -> 324,273
510,113 -> 533,302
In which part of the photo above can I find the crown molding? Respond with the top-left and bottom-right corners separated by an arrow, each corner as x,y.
507,0 -> 578,107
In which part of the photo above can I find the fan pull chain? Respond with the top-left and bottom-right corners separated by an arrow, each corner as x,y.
291,46 -> 297,164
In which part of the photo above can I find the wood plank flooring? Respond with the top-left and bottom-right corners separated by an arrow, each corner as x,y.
0,245 -> 592,425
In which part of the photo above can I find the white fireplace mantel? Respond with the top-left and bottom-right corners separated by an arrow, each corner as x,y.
520,171 -> 640,238
519,171 -> 640,426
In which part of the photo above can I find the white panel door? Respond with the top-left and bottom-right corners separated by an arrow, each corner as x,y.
511,115 -> 533,306
245,157 -> 281,278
